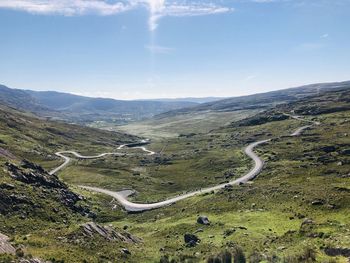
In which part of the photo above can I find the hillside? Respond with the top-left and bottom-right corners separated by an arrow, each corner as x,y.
157,81 -> 350,118
0,105 -> 143,262
0,87 -> 349,262
0,85 -> 198,124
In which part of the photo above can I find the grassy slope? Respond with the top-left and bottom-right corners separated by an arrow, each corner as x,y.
47,88 -> 349,262
0,106 -> 140,262
114,110 -> 258,139
106,98 -> 350,262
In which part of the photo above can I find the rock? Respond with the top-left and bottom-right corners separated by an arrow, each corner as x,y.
184,233 -> 200,247
224,184 -> 233,191
19,259 -> 49,263
197,216 -> 210,225
324,247 -> 350,257
121,248 -> 131,255
4,160 -> 90,216
301,218 -> 314,225
311,199 -> 324,206
223,228 -> 236,237
320,146 -> 336,153
0,232 -> 15,255
194,228 -> 203,233
341,149 -> 350,155
79,222 -> 141,243
0,183 -> 15,190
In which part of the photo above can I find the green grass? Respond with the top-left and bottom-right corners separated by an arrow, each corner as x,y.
111,110 -> 258,139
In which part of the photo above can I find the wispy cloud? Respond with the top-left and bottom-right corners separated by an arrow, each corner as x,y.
145,44 -> 174,54
0,0 -> 130,15
295,42 -> 325,52
147,1 -> 233,31
321,33 -> 329,38
0,0 -> 233,31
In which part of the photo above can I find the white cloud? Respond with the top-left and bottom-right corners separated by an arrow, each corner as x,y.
0,0 -> 130,15
148,2 -> 232,31
0,0 -> 232,31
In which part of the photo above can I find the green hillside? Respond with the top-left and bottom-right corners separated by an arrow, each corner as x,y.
0,87 -> 349,262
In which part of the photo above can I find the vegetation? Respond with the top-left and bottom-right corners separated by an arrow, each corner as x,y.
0,85 -> 349,262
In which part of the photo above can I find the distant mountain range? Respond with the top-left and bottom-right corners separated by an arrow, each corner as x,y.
1,81 -> 349,125
137,97 -> 225,104
0,85 -> 200,124
157,81 -> 350,118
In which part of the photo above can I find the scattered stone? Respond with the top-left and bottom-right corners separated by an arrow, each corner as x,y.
224,184 -> 233,192
311,199 -> 324,206
301,218 -> 314,226
184,233 -> 200,247
320,146 -> 336,153
197,216 -> 210,225
194,228 -> 203,234
0,183 -> 15,190
223,228 -> 236,237
121,248 -> 131,255
341,149 -> 350,155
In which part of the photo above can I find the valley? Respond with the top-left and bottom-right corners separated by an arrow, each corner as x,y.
0,83 -> 349,262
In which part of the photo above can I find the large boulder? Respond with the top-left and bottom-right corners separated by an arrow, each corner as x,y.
184,233 -> 200,247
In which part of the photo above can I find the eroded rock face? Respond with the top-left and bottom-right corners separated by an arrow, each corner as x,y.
6,160 -> 65,188
4,160 -> 91,216
79,222 -> 142,244
0,232 -> 15,255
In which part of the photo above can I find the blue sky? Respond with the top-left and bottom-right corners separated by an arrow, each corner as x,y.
0,0 -> 349,99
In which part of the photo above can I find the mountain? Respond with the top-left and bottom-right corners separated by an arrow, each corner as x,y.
0,85 -> 199,124
137,97 -> 226,103
157,80 -> 350,118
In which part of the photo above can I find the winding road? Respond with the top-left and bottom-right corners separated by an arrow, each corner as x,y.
50,115 -> 319,212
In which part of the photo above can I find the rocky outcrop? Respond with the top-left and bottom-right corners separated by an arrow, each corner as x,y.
324,247 -> 350,257
6,160 -> 65,188
4,160 -> 91,216
78,222 -> 141,244
0,232 -> 15,255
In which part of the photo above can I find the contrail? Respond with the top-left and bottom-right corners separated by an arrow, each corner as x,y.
147,0 -> 165,31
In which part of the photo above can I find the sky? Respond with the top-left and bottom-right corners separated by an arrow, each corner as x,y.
0,0 -> 349,100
